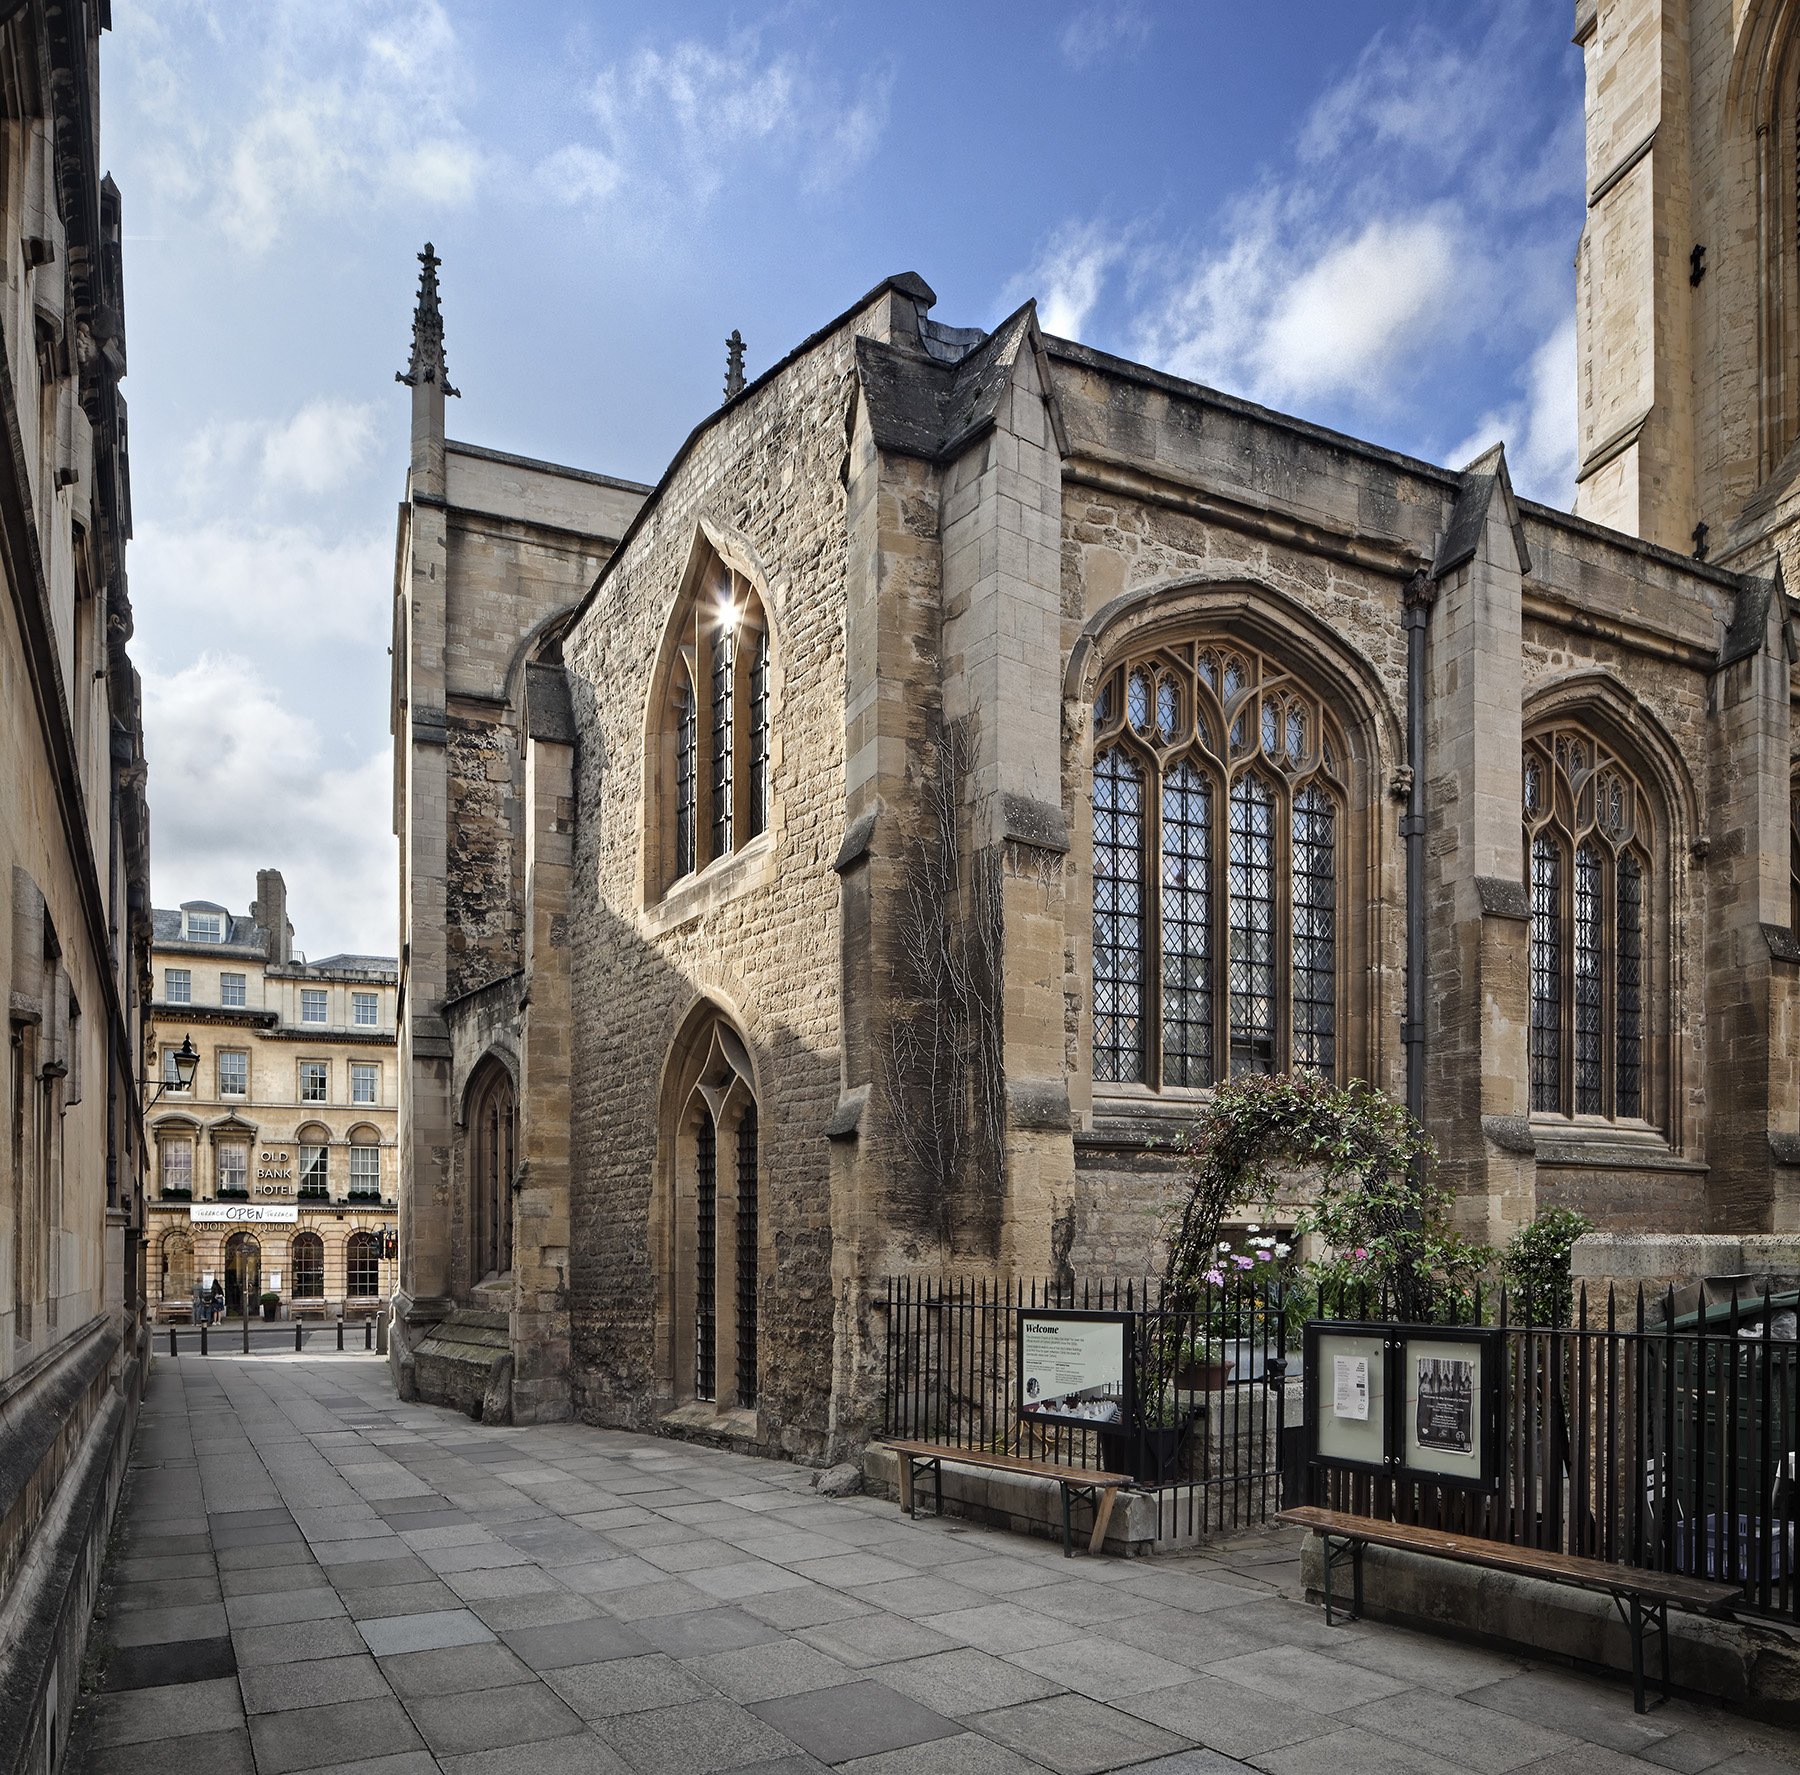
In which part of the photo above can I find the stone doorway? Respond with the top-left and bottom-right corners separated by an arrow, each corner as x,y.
223,1231 -> 261,1317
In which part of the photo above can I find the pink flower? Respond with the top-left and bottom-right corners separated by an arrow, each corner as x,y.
1233,1255 -> 1254,1271
1256,1249 -> 1273,1263
1353,1247 -> 1368,1260
1203,1268 -> 1224,1285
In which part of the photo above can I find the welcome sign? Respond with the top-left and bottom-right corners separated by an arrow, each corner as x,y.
1017,1310 -> 1133,1430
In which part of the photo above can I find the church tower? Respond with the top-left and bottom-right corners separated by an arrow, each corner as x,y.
1573,0 -> 1800,574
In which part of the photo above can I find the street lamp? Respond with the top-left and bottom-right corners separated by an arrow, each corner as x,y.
148,1035 -> 199,1105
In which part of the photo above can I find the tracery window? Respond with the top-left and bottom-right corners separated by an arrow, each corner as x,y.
666,1012 -> 760,1412
1091,642 -> 1346,1088
656,553 -> 772,896
1524,727 -> 1652,1122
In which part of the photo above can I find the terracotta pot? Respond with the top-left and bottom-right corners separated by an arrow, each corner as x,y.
1174,1360 -> 1232,1393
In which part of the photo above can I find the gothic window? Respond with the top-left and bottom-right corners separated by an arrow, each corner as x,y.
1524,726 -> 1655,1122
664,1011 -> 761,1413
655,551 -> 773,896
465,1059 -> 514,1286
1090,642 -> 1347,1088
1790,778 -> 1800,939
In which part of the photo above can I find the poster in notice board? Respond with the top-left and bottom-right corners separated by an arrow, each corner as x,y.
1305,1325 -> 1389,1475
1016,1310 -> 1133,1431
1398,1330 -> 1501,1491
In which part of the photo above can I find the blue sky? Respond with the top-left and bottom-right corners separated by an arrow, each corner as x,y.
105,0 -> 1584,957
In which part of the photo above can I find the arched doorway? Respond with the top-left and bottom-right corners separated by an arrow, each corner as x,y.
223,1231 -> 260,1316
466,1060 -> 515,1284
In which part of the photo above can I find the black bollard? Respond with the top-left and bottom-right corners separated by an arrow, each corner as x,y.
336,1318 -> 344,1352
295,1322 -> 303,1353
169,1327 -> 177,1358
242,1310 -> 250,1354
200,1323 -> 208,1357
364,1320 -> 373,1352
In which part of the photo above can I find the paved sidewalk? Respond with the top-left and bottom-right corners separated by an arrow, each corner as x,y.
69,1354 -> 1793,1775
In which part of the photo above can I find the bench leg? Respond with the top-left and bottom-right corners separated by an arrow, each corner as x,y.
1320,1534 -> 1360,1626
1089,1487 -> 1118,1556
1628,1595 -> 1646,1714
897,1456 -> 914,1519
934,1459 -> 943,1521
1656,1599 -> 1671,1704
1060,1485 -> 1073,1557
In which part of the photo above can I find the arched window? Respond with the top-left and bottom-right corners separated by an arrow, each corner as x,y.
291,1232 -> 324,1300
1524,726 -> 1654,1122
465,1061 -> 514,1284
664,1011 -> 760,1410
654,551 -> 772,896
346,1231 -> 381,1299
1790,776 -> 1800,937
1090,642 -> 1346,1087
296,1123 -> 330,1199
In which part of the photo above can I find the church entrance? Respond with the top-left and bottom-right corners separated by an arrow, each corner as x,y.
468,1061 -> 515,1283
223,1231 -> 261,1317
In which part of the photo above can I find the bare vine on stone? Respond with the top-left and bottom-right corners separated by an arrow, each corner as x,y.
881,718 -> 1004,1251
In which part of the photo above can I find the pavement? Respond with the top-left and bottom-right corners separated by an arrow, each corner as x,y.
68,1352 -> 1796,1775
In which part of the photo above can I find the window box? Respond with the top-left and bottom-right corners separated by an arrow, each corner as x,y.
216,1186 -> 249,1201
160,1187 -> 192,1202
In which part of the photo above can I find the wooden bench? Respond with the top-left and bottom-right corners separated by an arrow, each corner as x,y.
884,1440 -> 1133,1557
1278,1505 -> 1741,1714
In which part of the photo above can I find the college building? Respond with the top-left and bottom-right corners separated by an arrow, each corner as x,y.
388,0 -> 1800,1463
0,4 -> 150,1770
145,869 -> 399,1322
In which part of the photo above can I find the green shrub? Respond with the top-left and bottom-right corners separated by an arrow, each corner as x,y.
1501,1207 -> 1594,1327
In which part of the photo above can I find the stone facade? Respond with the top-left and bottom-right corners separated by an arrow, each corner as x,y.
142,871 -> 399,1322
0,6 -> 150,1771
391,7 -> 1800,1467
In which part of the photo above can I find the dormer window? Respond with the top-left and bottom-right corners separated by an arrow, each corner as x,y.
185,912 -> 222,942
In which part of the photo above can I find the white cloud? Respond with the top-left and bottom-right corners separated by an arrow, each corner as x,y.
1059,4 -> 1151,68
119,0 -> 482,254
175,398 -> 379,507
133,519 -> 391,647
143,653 -> 396,958
536,35 -> 890,213
1136,205 -> 1463,408
1012,220 -> 1128,339
1447,319 -> 1577,507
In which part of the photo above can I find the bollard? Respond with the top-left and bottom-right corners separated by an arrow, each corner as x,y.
242,1310 -> 250,1354
169,1327 -> 177,1358
336,1318 -> 344,1352
364,1320 -> 373,1352
200,1323 -> 208,1357
295,1322 -> 303,1353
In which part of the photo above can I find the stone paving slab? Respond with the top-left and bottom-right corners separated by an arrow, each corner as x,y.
66,1353 -> 1800,1775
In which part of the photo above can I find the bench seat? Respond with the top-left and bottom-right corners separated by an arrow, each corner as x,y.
1278,1504 -> 1740,1712
883,1439 -> 1134,1556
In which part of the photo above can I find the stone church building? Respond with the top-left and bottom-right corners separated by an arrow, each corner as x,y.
389,1 -> 1800,1460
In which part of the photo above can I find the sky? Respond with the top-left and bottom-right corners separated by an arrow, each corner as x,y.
104,0 -> 1586,960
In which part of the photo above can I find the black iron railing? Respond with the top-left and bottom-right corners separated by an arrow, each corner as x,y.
878,1273 -> 1289,1541
1311,1284 -> 1798,1624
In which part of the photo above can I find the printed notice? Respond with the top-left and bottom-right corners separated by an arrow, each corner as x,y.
1332,1354 -> 1369,1421
1018,1314 -> 1127,1428
1415,1355 -> 1475,1455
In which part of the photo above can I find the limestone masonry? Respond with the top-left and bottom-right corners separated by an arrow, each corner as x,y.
389,3 -> 1800,1467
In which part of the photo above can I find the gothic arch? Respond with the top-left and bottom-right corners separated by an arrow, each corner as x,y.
463,1054 -> 516,1285
640,525 -> 779,904
651,1000 -> 763,1415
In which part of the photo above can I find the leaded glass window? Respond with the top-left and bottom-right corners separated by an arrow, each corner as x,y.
736,1105 -> 758,1409
1090,642 -> 1345,1089
1529,834 -> 1562,1112
748,626 -> 769,840
1093,746 -> 1146,1082
1160,760 -> 1212,1086
710,625 -> 734,862
695,1110 -> 717,1403
1524,726 -> 1654,1122
675,674 -> 696,878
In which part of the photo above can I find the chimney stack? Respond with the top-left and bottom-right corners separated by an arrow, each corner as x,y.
252,868 -> 291,965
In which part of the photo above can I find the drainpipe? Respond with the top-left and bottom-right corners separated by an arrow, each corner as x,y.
1401,570 -> 1433,1128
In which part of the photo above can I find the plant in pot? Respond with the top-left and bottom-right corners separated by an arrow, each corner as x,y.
1172,1331 -> 1231,1393
259,1289 -> 280,1322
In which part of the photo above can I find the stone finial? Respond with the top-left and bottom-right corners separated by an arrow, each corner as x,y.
724,329 -> 746,402
396,242 -> 460,397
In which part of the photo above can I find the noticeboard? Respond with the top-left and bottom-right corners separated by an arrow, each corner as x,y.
1303,1321 -> 1503,1493
1016,1309 -> 1134,1432
1397,1329 -> 1501,1490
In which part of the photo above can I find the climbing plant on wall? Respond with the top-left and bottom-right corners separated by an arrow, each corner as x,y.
1163,1071 -> 1490,1325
